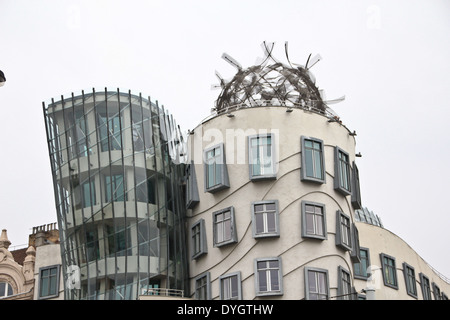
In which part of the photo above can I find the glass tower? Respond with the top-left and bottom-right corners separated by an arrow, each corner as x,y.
43,88 -> 189,299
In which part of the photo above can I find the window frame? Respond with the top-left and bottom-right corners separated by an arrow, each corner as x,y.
402,262 -> 418,299
304,267 -> 330,300
335,211 -> 352,251
219,271 -> 242,300
334,146 -> 352,196
380,253 -> 398,290
248,133 -> 277,181
337,266 -> 353,300
38,264 -> 61,299
350,223 -> 361,263
204,143 -> 230,193
351,162 -> 362,209
300,136 -> 326,184
432,282 -> 441,300
251,200 -> 280,238
353,247 -> 371,280
419,273 -> 432,300
301,201 -> 327,240
212,206 -> 238,247
0,282 -> 13,298
191,219 -> 207,260
254,257 -> 283,297
81,179 -> 96,208
194,272 -> 211,300
186,161 -> 200,209
104,173 -> 126,202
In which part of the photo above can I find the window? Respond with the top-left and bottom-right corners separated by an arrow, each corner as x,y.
334,147 -> 351,195
301,201 -> 327,240
213,207 -> 237,247
380,253 -> 398,289
335,211 -> 352,251
81,179 -> 96,208
351,162 -> 362,209
96,102 -> 126,152
248,133 -> 276,180
252,201 -> 280,238
419,273 -> 432,300
337,266 -> 353,300
304,267 -> 329,300
354,247 -> 371,280
402,262 -> 418,298
39,265 -> 61,299
186,161 -> 200,209
105,174 -> 126,202
0,282 -> 13,298
301,136 -> 325,183
220,272 -> 242,300
432,282 -> 441,300
255,257 -> 283,296
191,219 -> 207,259
194,272 -> 211,300
350,223 -> 361,263
204,143 -> 230,193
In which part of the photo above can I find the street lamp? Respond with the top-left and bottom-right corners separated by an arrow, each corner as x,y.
0,70 -> 5,87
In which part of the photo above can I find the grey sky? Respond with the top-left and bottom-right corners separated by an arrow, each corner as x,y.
0,0 -> 449,277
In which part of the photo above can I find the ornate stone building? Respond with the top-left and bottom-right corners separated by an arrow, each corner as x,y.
0,229 -> 35,300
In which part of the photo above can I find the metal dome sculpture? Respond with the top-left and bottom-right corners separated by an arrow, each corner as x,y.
213,42 -> 343,118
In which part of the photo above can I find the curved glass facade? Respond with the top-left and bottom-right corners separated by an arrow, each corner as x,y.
43,89 -> 189,299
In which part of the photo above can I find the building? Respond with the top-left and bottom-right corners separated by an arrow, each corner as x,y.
354,208 -> 449,300
0,224 -> 63,300
42,89 -> 189,300
42,45 -> 449,300
183,44 -> 449,300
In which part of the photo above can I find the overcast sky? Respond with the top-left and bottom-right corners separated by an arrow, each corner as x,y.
1,0 -> 449,278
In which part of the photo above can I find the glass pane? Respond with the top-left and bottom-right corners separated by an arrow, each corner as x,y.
318,272 -> 326,294
305,140 -> 313,148
305,149 -> 314,177
255,213 -> 264,233
314,150 -> 323,179
270,269 -> 279,291
266,203 -> 276,211
224,218 -> 231,241
315,215 -> 324,236
231,276 -> 238,298
207,164 -> 214,188
0,283 -> 5,296
269,260 -> 279,268
49,276 -> 57,295
258,271 -> 267,292
215,213 -> 224,223
254,204 -> 264,212
223,278 -> 230,299
41,278 -> 49,297
215,163 -> 222,185
267,212 -> 276,232
308,271 -> 316,292
306,213 -> 315,234
313,142 -> 321,150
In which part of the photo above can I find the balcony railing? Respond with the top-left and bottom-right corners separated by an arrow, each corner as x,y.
140,288 -> 184,298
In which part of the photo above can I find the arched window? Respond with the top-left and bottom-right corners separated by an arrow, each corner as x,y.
0,282 -> 13,298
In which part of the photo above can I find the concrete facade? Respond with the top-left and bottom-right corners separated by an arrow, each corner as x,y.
187,106 -> 361,299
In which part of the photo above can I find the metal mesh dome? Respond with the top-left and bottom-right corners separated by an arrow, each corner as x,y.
214,43 -> 327,115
